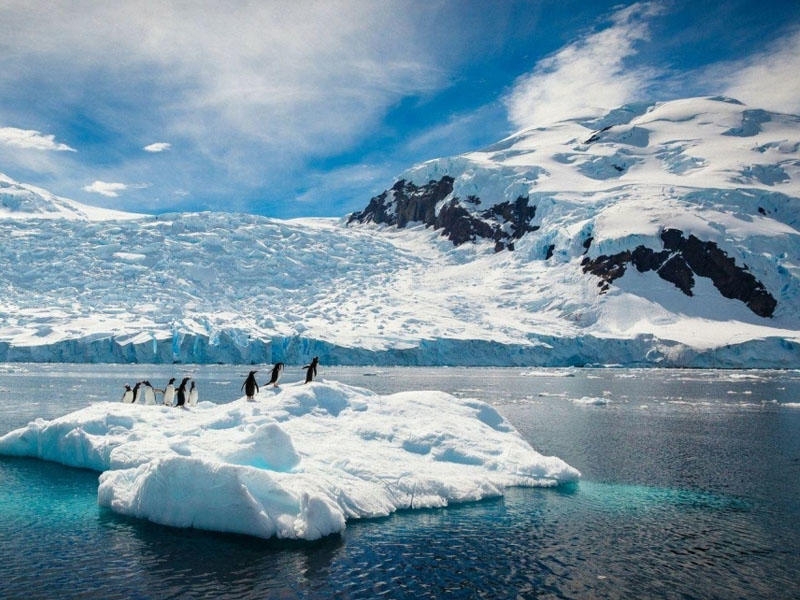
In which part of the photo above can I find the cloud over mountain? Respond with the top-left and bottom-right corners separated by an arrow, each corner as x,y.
505,2 -> 664,129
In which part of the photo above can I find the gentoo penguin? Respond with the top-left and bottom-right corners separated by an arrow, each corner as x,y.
267,362 -> 284,387
303,357 -> 319,384
131,382 -> 142,403
188,381 -> 198,406
175,377 -> 191,407
121,384 -> 134,403
142,381 -> 156,405
242,370 -> 259,401
163,378 -> 176,406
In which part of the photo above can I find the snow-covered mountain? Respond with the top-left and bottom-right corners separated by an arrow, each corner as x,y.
2,96 -> 799,367
0,173 -> 139,221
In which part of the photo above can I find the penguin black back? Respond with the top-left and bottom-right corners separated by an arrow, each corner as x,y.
176,377 -> 191,407
268,362 -> 284,386
131,382 -> 142,403
242,370 -> 259,400
303,357 -> 319,384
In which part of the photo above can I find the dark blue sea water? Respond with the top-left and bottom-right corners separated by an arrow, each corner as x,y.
1,365 -> 799,599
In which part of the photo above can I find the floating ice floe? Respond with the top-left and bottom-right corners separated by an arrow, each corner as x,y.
572,396 -> 611,406
0,380 -> 580,540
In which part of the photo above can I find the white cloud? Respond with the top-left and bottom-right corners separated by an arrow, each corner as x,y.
143,142 -> 171,153
720,28 -> 800,114
0,126 -> 75,151
0,2 -> 446,162
83,181 -> 128,197
504,2 -> 664,130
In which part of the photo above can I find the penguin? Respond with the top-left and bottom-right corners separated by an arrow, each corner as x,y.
188,381 -> 198,406
175,377 -> 191,408
131,381 -> 142,404
303,357 -> 319,384
267,362 -> 284,387
121,384 -> 134,403
242,370 -> 259,401
142,381 -> 157,405
163,378 -> 176,406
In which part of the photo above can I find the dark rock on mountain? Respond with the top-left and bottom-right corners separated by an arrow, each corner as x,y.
656,254 -> 695,296
347,177 -> 454,229
662,229 -> 777,317
348,176 -> 539,251
481,196 -> 539,240
581,228 -> 777,317
435,199 -> 495,246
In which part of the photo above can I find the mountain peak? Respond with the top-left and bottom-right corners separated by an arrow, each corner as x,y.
0,173 -> 142,221
348,97 -> 800,322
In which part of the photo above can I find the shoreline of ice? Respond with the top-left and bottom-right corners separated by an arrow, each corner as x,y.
0,331 -> 798,369
0,379 -> 579,540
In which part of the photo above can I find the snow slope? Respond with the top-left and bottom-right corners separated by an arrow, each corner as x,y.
0,380 -> 579,540
0,173 -> 140,221
1,97 -> 799,367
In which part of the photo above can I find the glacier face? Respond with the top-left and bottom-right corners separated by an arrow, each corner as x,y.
2,97 -> 800,367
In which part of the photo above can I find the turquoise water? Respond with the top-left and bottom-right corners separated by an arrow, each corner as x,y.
2,365 -> 800,599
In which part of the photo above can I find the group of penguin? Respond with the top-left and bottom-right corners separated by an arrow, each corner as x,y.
120,377 -> 198,407
120,357 -> 320,406
241,356 -> 319,401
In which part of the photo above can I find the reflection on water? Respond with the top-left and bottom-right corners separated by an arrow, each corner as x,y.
2,365 -> 800,599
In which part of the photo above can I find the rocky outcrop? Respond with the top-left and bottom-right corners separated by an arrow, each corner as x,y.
347,177 -> 538,251
582,228 -> 777,317
347,177 -> 455,229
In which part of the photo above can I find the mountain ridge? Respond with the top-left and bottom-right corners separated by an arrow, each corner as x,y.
0,173 -> 141,221
2,96 -> 799,367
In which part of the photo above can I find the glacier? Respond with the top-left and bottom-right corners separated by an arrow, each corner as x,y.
0,379 -> 579,540
1,96 -> 799,367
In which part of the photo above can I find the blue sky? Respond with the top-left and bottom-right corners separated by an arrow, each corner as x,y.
1,0 -> 799,218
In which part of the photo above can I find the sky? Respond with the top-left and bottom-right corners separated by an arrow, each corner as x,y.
1,0 -> 799,219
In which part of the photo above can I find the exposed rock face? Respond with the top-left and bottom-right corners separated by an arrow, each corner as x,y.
581,229 -> 777,317
347,177 -> 454,229
347,177 -> 538,251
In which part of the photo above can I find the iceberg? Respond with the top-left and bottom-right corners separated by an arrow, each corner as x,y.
0,380 -> 579,540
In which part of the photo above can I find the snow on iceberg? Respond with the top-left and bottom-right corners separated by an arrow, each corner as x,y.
0,380 -> 579,540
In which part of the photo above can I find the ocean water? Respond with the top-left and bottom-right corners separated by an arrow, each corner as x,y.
1,364 -> 799,599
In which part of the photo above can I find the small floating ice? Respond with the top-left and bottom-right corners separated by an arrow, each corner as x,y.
572,396 -> 611,406
0,380 -> 579,540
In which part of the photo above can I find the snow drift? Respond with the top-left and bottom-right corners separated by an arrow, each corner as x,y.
0,380 -> 579,540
